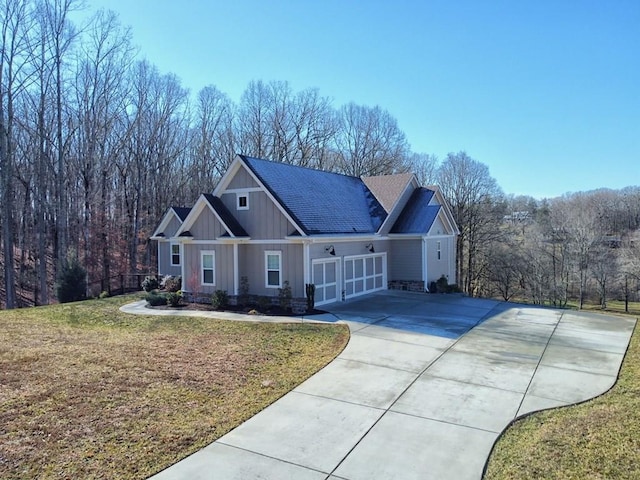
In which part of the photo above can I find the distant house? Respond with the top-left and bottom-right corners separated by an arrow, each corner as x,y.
151,155 -> 459,308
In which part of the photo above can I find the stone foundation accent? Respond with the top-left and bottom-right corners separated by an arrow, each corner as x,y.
388,280 -> 426,292
183,291 -> 309,314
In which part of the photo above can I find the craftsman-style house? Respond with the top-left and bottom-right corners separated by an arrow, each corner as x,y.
151,155 -> 459,307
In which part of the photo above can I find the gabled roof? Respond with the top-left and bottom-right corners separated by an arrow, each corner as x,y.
202,193 -> 249,237
151,206 -> 192,238
362,173 -> 415,213
391,188 -> 441,234
176,193 -> 249,239
172,207 -> 191,222
240,155 -> 387,235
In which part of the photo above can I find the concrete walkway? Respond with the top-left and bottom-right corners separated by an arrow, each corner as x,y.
124,291 -> 636,480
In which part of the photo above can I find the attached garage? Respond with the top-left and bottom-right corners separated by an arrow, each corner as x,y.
312,258 -> 341,306
344,253 -> 386,300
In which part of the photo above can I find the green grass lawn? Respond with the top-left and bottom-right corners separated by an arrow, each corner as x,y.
484,313 -> 639,479
0,295 -> 349,479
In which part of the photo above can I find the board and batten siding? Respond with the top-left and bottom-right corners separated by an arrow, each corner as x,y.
238,243 -> 304,298
429,215 -> 447,235
189,207 -> 226,239
164,216 -> 182,236
220,190 -> 297,239
388,239 -> 423,281
157,241 -> 181,276
182,243 -> 234,294
227,166 -> 259,189
425,236 -> 456,285
309,239 -> 390,260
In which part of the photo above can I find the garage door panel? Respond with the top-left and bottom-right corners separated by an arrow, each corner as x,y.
344,253 -> 386,300
312,259 -> 340,306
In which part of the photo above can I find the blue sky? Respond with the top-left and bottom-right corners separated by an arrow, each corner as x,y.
83,0 -> 639,199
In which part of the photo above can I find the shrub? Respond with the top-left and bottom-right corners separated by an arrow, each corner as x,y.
56,254 -> 87,304
239,276 -> 250,307
99,291 -> 110,299
165,291 -> 182,307
212,290 -> 229,309
163,275 -> 182,292
142,275 -> 160,292
257,296 -> 271,312
305,283 -> 316,311
278,280 -> 292,311
429,281 -> 438,293
146,292 -> 167,306
436,275 -> 449,293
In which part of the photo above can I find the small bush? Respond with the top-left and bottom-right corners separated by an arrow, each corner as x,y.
166,291 -> 182,307
146,292 -> 167,306
429,281 -> 438,293
163,275 -> 182,292
212,290 -> 229,309
436,275 -> 449,293
278,281 -> 292,311
56,254 -> 87,304
99,291 -> 110,299
142,275 -> 160,292
447,284 -> 461,293
257,296 -> 271,312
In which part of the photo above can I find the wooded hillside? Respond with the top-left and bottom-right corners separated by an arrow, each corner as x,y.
1,0 -> 638,309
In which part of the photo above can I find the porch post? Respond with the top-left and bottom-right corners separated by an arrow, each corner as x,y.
233,243 -> 239,296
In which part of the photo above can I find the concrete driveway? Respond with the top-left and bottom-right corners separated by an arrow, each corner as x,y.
149,290 -> 636,480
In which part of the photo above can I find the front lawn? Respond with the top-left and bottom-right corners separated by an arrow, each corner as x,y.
484,315 -> 639,479
0,295 -> 349,479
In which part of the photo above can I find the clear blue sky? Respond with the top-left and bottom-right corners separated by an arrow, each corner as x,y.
83,0 -> 639,199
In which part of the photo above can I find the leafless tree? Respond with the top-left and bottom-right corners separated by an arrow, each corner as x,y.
437,152 -> 504,294
335,102 -> 409,177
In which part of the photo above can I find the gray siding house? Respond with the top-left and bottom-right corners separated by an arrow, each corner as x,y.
151,155 -> 459,307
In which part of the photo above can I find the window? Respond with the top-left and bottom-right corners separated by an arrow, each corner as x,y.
437,241 -> 442,260
201,251 -> 215,286
171,242 -> 181,266
265,251 -> 282,288
237,193 -> 249,210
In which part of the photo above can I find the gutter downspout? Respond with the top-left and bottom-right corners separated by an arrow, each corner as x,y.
422,237 -> 428,292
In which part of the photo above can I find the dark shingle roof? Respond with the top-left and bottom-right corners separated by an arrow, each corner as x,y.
391,188 -> 440,234
203,193 -> 249,237
171,207 -> 192,222
240,155 -> 387,235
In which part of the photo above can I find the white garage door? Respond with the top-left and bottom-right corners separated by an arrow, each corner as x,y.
344,253 -> 386,300
312,259 -> 340,306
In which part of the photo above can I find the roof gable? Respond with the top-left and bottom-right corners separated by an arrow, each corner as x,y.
151,206 -> 191,238
202,194 -> 248,237
240,155 -> 387,235
390,188 -> 441,234
362,173 -> 415,213
177,193 -> 249,239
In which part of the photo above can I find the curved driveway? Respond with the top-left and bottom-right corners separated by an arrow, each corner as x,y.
144,290 -> 636,480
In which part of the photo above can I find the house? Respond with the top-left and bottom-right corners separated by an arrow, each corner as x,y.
151,155 -> 459,308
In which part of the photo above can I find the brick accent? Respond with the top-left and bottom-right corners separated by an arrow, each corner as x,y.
388,280 -> 425,292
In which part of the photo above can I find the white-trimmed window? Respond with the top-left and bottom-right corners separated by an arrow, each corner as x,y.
237,193 -> 249,210
437,241 -> 442,260
201,251 -> 215,286
170,242 -> 181,266
265,251 -> 282,288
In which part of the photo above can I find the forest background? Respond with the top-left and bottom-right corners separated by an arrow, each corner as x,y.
1,0 -> 639,309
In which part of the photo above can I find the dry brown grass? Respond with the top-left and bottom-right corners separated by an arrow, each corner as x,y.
484,315 -> 639,479
0,295 -> 349,479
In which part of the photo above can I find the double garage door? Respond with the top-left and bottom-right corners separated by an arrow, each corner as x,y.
312,253 -> 386,306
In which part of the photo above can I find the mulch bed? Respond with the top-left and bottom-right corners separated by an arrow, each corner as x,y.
148,302 -> 327,317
